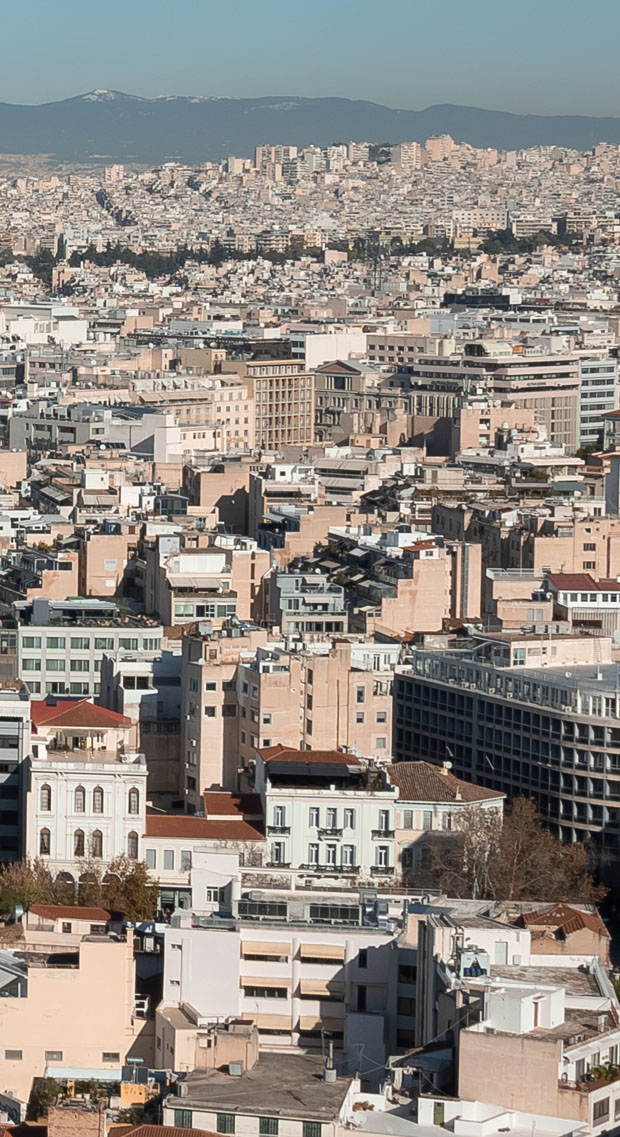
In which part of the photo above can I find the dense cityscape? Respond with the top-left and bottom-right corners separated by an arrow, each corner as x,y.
3,20 -> 620,1136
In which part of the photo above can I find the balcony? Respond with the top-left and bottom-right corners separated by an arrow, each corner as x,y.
370,865 -> 394,875
371,829 -> 395,838
318,827 -> 343,838
266,861 -> 291,869
267,825 -> 291,835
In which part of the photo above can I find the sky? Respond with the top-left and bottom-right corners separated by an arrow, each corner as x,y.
2,0 -> 620,116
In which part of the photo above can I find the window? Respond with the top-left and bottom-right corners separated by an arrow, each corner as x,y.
583,562 -> 596,570
308,843 -> 319,867
91,830 -> 103,858
74,786 -> 85,813
127,832 -> 139,859
422,810 -> 433,829
74,829 -> 85,857
274,805 -> 286,827
128,788 -> 140,815
205,887 -> 225,903
260,1120 -> 279,1137
326,808 -> 337,830
39,828 -> 51,855
45,1050 -> 63,1062
217,1115 -> 236,1134
222,705 -> 236,717
164,849 -> 175,870
5,1050 -> 22,1060
309,806 -> 319,827
22,658 -> 41,671
174,1111 -> 193,1129
205,682 -> 217,691
376,711 -> 387,723
356,688 -> 365,703
46,637 -> 65,650
326,844 -> 337,867
204,706 -> 216,717
358,949 -> 368,969
93,786 -> 104,814
181,850 -> 192,871
23,636 -> 41,649
399,964 -> 417,984
442,813 -> 452,831
102,1051 -> 120,1062
40,784 -> 51,812
378,809 -> 390,832
95,638 -> 114,651
593,1098 -> 609,1124
342,845 -> 355,868
402,809 -> 413,829
47,659 -> 65,672
120,638 -> 139,651
398,996 -> 415,1016
303,1124 -> 322,1137
145,849 -> 157,870
375,846 -> 389,868
70,658 -> 90,672
356,711 -> 364,724
344,808 -> 355,829
70,637 -> 90,651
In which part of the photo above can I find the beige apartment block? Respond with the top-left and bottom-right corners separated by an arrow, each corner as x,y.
78,529 -> 138,597
183,458 -> 255,532
222,360 -> 314,449
0,928 -> 151,1105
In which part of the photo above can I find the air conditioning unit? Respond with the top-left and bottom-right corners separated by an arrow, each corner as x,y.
177,1082 -> 188,1098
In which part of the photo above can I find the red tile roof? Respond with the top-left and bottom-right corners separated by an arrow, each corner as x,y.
258,743 -> 361,765
145,816 -> 265,841
31,699 -> 131,730
546,573 -> 598,591
388,761 -> 505,804
29,903 -> 112,921
521,903 -> 609,940
203,791 -> 263,818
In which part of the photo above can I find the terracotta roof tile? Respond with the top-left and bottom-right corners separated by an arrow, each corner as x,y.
31,699 -> 131,730
521,903 -> 609,940
258,743 -> 361,765
203,792 -> 263,818
29,903 -> 112,921
388,761 -> 505,804
145,816 -> 265,841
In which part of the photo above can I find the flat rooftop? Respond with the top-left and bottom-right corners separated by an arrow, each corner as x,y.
169,1053 -> 351,1119
490,964 -> 601,997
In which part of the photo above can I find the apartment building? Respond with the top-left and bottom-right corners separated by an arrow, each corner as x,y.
579,357 -> 619,446
222,359 -> 315,449
388,761 -> 505,874
0,923 -> 150,1106
394,632 -> 620,853
13,597 -> 163,698
255,745 -> 397,879
158,850 -> 417,1073
268,571 -> 347,637
140,533 -> 269,627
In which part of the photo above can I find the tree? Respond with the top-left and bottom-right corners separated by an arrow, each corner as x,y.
103,856 -> 157,922
432,798 -> 606,903
0,857 -> 55,914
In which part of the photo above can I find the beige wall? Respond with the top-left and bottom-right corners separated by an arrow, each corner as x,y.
0,449 -> 27,488
0,933 -> 151,1103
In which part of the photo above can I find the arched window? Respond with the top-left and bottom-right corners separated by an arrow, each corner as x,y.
74,829 -> 85,857
74,786 -> 85,813
39,828 -> 51,856
91,830 -> 103,858
40,784 -> 52,812
93,786 -> 104,814
127,831 -> 139,859
128,788 -> 140,815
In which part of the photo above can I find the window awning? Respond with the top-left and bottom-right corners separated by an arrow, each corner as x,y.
241,941 -> 290,957
242,1013 -> 291,1030
299,944 -> 345,961
299,979 -> 345,998
299,1015 -> 345,1031
241,976 -> 291,989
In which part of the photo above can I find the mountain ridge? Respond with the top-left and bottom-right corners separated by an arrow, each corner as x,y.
0,90 -> 619,163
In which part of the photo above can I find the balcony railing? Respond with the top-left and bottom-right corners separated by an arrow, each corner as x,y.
371,829 -> 395,838
267,825 -> 291,835
370,865 -> 394,874
266,861 -> 291,869
318,827 -> 343,838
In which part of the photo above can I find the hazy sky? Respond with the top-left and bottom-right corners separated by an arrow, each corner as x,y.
3,0 -> 620,115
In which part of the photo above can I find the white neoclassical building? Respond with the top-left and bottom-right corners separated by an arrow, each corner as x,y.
25,698 -> 147,884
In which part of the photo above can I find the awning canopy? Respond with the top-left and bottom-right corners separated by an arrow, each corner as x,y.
299,1015 -> 344,1031
299,979 -> 345,998
241,941 -> 290,957
299,943 -> 345,961
241,976 -> 291,989
242,1013 -> 291,1030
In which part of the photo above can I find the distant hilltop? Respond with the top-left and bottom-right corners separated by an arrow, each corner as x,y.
0,91 -> 620,163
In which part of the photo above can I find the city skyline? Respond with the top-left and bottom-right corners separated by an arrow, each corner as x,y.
2,0 -> 620,116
